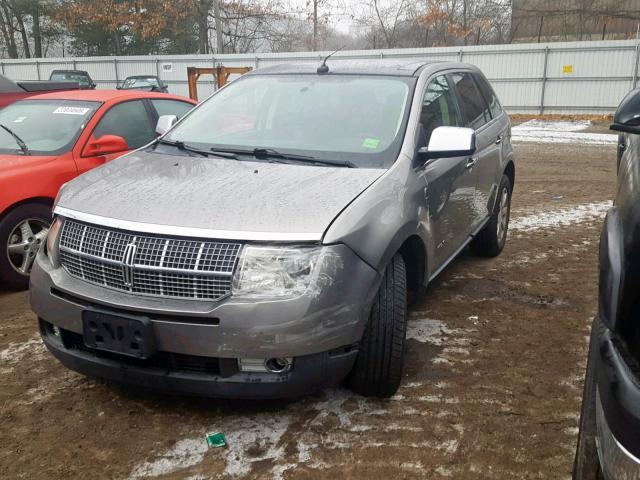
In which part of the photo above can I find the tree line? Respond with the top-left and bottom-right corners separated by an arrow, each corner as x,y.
0,0 -> 638,59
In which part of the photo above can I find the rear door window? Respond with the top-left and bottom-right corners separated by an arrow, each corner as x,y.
450,72 -> 491,130
473,73 -> 502,120
420,75 -> 463,144
92,100 -> 154,149
150,99 -> 194,120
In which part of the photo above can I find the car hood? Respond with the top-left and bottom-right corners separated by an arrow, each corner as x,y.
55,151 -> 385,241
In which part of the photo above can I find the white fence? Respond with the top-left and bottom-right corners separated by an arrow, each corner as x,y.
1,39 -> 638,114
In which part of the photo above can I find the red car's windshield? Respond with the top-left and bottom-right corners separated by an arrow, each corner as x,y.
0,99 -> 100,155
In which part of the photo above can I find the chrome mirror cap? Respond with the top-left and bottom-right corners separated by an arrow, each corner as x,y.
420,126 -> 476,159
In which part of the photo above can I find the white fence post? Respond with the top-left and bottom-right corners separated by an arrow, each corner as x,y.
539,46 -> 549,115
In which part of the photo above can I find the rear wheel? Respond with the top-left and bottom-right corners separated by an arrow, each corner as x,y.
349,253 -> 407,398
472,174 -> 512,257
0,203 -> 51,290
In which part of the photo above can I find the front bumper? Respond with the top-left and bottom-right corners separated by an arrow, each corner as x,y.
596,321 -> 640,478
39,319 -> 358,399
596,389 -> 640,480
30,242 -> 379,397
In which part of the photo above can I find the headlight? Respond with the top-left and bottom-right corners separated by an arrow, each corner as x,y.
232,245 -> 321,299
45,217 -> 62,266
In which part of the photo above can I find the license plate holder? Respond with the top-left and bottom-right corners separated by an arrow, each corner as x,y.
82,310 -> 156,359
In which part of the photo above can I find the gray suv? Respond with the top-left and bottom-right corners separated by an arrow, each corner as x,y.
30,60 -> 514,398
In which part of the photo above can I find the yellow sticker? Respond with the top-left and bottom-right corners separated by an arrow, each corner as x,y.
563,65 -> 573,75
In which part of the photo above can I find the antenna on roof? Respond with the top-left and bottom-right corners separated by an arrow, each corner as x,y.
317,46 -> 344,74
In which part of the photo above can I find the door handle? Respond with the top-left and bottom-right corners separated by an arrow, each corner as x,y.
495,135 -> 502,145
465,157 -> 477,170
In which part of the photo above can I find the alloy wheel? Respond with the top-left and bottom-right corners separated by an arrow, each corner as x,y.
6,218 -> 49,276
496,187 -> 509,243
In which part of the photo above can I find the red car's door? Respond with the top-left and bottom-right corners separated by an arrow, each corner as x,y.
74,99 -> 155,174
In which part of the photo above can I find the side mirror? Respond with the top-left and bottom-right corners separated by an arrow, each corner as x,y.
156,114 -> 178,136
82,134 -> 129,157
611,88 -> 640,134
418,126 -> 476,160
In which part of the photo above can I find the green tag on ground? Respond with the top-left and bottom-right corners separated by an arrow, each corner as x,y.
362,138 -> 380,149
206,432 -> 226,448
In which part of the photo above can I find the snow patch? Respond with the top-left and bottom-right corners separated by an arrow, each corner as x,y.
512,120 -> 617,145
129,414 -> 292,479
510,201 -> 611,232
406,319 -> 451,345
129,437 -> 208,478
0,334 -> 46,372
514,119 -> 591,132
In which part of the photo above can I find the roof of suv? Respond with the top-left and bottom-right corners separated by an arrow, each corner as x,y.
249,59 -> 447,77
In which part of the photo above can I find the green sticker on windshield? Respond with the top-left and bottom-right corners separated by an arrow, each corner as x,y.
362,138 -> 380,149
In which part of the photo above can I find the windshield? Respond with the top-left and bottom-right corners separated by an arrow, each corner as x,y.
123,77 -> 159,89
0,99 -> 99,155
50,72 -> 91,87
164,74 -> 413,168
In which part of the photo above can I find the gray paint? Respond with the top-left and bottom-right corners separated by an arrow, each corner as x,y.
56,153 -> 384,240
31,60 -> 514,389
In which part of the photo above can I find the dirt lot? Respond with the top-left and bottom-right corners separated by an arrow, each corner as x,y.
0,140 -> 617,479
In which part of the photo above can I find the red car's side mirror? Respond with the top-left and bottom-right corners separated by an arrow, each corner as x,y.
82,134 -> 129,157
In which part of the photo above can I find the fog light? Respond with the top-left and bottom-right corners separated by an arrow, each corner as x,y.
51,325 -> 61,337
237,357 -> 293,373
265,357 -> 292,373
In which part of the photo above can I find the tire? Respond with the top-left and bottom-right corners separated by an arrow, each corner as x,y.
349,253 -> 408,398
0,203 -> 51,290
472,174 -> 512,257
573,317 -> 605,480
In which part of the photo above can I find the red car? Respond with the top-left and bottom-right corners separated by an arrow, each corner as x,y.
0,89 -> 196,288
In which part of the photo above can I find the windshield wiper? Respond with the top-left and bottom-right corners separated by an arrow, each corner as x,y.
209,146 -> 355,168
254,148 -> 356,168
0,124 -> 29,155
157,138 -> 237,159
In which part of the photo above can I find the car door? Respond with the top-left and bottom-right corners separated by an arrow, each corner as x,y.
74,99 -> 155,174
471,72 -> 509,222
417,73 -> 478,270
449,71 -> 501,227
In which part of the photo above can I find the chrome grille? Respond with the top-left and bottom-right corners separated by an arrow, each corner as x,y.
59,220 -> 241,300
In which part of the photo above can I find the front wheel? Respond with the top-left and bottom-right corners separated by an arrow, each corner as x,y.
472,174 -> 512,257
349,253 -> 407,398
0,203 -> 51,290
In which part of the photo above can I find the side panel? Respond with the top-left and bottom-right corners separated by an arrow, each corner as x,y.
323,153 -> 433,278
420,152 -> 477,269
473,116 -> 505,221
0,154 -> 77,217
611,132 -> 640,334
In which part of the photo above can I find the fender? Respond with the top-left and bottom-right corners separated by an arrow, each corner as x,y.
323,153 -> 433,278
599,208 -> 624,332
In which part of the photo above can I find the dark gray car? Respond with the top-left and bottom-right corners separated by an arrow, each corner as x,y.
30,60 -> 515,398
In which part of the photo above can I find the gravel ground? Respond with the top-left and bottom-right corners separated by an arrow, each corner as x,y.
0,140 -> 617,479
